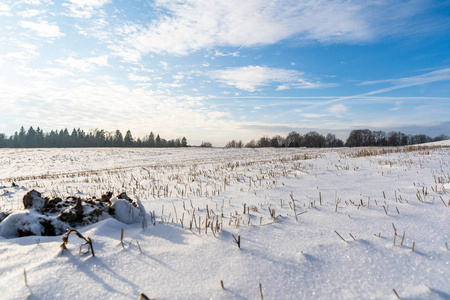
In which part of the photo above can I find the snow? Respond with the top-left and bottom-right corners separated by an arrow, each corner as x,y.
0,146 -> 449,299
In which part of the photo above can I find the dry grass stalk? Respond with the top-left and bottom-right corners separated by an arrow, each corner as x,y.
138,293 -> 150,300
401,232 -> 405,246
259,282 -> 264,300
24,268 -> 28,286
393,289 -> 401,299
136,240 -> 142,253
232,234 -> 241,249
221,280 -> 224,289
60,229 -> 95,257
349,233 -> 356,241
412,241 -> 415,252
121,228 -> 125,248
335,230 -> 346,242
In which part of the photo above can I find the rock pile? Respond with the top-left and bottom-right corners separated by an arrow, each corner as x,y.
0,190 -> 146,238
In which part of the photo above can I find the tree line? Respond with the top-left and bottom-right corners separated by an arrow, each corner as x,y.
0,127 -> 188,148
225,130 -> 448,148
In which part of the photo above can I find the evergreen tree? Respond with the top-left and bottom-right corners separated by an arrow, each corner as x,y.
26,126 -> 37,147
148,132 -> 155,147
36,127 -> 44,147
124,130 -> 133,146
18,126 -> 26,147
114,130 -> 124,147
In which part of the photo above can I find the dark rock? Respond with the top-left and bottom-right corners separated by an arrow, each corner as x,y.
118,192 -> 137,207
101,192 -> 113,202
58,198 -> 84,226
18,228 -> 34,237
40,219 -> 56,236
48,197 -> 62,205
23,190 -> 48,211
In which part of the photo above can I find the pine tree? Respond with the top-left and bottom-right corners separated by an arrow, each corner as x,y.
113,130 -> 123,147
148,132 -> 155,147
124,130 -> 133,146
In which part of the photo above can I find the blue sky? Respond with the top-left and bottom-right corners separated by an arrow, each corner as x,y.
0,0 -> 449,146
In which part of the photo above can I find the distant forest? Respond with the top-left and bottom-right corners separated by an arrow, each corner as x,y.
0,127 -> 447,148
225,129 -> 449,148
0,127 -> 188,148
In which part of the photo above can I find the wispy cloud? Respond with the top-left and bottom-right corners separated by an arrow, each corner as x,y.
55,55 -> 109,72
128,74 -> 152,82
0,3 -> 12,16
111,0 -> 429,59
63,0 -> 111,18
360,68 -> 450,88
209,65 -> 329,92
214,50 -> 239,57
327,104 -> 348,114
20,20 -> 64,38
17,9 -> 46,18
300,68 -> 450,112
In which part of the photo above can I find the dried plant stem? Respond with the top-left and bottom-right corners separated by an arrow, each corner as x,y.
232,234 -> 241,249
335,230 -> 346,242
221,280 -> 224,289
138,293 -> 150,300
393,289 -> 401,299
60,229 -> 95,257
24,268 -> 28,286
121,228 -> 125,248
259,282 -> 264,300
401,232 -> 405,246
136,240 -> 142,253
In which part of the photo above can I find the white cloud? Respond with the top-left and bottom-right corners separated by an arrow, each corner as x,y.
276,85 -> 290,91
300,113 -> 329,118
112,0 -> 426,59
20,20 -> 64,38
159,61 -> 169,70
214,50 -> 239,57
55,55 -> 109,72
64,0 -> 110,18
128,74 -> 152,82
327,104 -> 348,114
0,3 -> 12,16
18,9 -> 46,18
360,68 -> 450,88
209,65 -> 328,92
18,0 -> 49,4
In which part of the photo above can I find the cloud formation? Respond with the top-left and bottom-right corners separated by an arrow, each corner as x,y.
112,0 -> 428,59
361,68 -> 450,89
63,0 -> 111,18
209,66 -> 327,92
20,20 -> 64,38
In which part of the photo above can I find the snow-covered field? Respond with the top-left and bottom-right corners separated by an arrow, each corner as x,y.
0,145 -> 449,299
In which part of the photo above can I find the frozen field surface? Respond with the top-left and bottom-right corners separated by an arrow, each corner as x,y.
0,146 -> 449,299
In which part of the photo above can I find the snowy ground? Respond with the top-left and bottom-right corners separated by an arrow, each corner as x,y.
0,145 -> 449,299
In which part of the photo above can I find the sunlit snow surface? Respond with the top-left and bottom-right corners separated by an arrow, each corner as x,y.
0,146 -> 449,299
